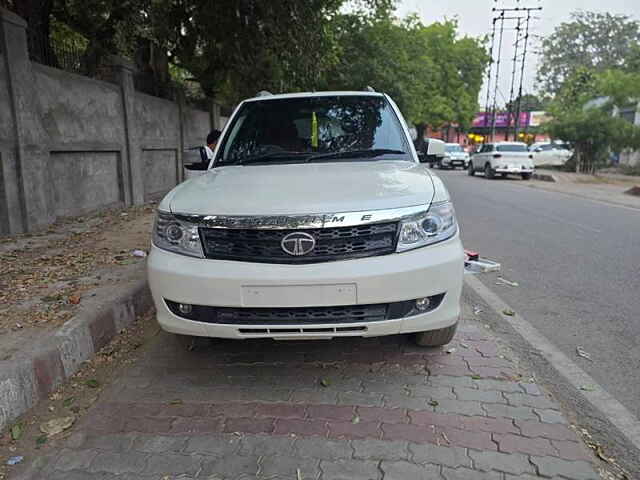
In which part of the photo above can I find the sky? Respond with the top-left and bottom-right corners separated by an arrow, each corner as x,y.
396,0 -> 640,110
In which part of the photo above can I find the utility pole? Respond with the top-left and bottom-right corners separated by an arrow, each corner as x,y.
489,4 -> 542,143
490,11 -> 505,143
506,17 -> 522,141
483,17 -> 498,132
514,9 -> 534,139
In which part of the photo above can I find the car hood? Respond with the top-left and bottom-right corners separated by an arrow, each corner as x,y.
165,161 -> 436,215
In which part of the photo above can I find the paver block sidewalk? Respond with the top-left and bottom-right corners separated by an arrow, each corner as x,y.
12,317 -> 599,480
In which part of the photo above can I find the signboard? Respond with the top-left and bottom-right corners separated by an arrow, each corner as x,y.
528,111 -> 551,127
472,112 -> 531,128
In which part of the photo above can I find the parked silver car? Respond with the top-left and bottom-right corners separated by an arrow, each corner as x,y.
440,143 -> 470,169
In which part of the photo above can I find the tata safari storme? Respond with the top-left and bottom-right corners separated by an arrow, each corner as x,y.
148,91 -> 464,347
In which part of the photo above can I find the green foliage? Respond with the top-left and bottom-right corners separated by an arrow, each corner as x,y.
31,0 -> 488,129
50,17 -> 88,51
505,93 -> 547,113
537,11 -> 640,95
545,67 -> 640,172
325,15 -> 488,129
547,109 -> 638,164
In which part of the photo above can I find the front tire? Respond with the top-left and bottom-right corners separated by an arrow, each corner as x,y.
484,163 -> 495,179
414,322 -> 458,347
468,163 -> 475,176
522,173 -> 532,180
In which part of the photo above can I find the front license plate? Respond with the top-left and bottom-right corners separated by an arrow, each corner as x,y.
241,284 -> 357,307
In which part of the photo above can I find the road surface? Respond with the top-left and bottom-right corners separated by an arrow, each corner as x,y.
439,169 -> 640,422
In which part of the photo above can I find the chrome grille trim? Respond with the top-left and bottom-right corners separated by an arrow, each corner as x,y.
172,204 -> 428,230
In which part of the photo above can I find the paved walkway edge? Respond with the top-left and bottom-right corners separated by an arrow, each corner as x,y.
464,275 -> 640,454
0,276 -> 153,431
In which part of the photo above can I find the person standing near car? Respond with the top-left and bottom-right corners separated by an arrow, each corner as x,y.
204,129 -> 222,162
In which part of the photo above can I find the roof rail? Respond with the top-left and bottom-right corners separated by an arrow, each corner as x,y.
365,86 -> 375,92
255,90 -> 273,97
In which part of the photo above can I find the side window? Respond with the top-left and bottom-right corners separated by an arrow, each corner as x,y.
481,144 -> 492,153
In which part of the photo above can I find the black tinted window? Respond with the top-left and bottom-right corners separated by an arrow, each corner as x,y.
496,144 -> 527,152
218,96 -> 408,164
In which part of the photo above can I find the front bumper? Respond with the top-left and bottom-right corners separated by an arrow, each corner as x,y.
147,235 -> 464,339
443,158 -> 467,167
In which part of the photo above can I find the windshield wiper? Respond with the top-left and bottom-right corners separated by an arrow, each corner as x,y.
305,149 -> 408,163
232,151 -> 310,165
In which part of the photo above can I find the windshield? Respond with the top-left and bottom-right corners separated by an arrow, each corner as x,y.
217,96 -> 409,165
446,145 -> 463,152
496,144 -> 527,152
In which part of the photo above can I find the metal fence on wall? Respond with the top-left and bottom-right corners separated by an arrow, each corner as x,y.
27,27 -> 86,76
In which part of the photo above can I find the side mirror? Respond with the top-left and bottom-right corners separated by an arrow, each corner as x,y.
184,146 -> 210,172
198,146 -> 208,164
534,147 -> 542,153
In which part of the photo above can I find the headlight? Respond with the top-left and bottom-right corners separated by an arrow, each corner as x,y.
152,211 -> 203,258
396,201 -> 457,252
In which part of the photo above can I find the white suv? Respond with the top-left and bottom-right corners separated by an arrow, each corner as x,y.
148,91 -> 463,347
468,142 -> 534,180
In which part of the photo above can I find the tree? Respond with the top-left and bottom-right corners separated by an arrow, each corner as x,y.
545,68 -> 640,172
537,12 -> 640,94
165,0 -> 394,103
326,15 -> 488,138
505,93 -> 547,113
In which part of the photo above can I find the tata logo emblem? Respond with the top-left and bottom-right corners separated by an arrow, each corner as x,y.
281,232 -> 316,256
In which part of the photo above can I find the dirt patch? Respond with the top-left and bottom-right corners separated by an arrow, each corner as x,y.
574,176 -> 618,185
0,310 -> 158,479
0,204 -> 155,358
624,185 -> 640,197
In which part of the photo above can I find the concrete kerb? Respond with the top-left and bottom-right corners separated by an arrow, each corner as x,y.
0,273 -> 153,431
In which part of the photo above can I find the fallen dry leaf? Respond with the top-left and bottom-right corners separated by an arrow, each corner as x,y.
68,295 -> 81,305
40,416 -> 75,436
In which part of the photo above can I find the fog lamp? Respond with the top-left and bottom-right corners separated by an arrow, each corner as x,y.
178,303 -> 193,315
415,297 -> 431,311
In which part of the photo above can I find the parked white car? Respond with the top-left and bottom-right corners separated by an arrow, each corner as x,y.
440,143 -> 470,169
529,142 -> 573,166
468,142 -> 534,180
148,91 -> 464,347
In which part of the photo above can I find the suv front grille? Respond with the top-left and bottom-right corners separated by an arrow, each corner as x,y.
199,222 -> 398,264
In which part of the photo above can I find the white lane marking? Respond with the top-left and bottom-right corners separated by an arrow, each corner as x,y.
464,274 -> 640,451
